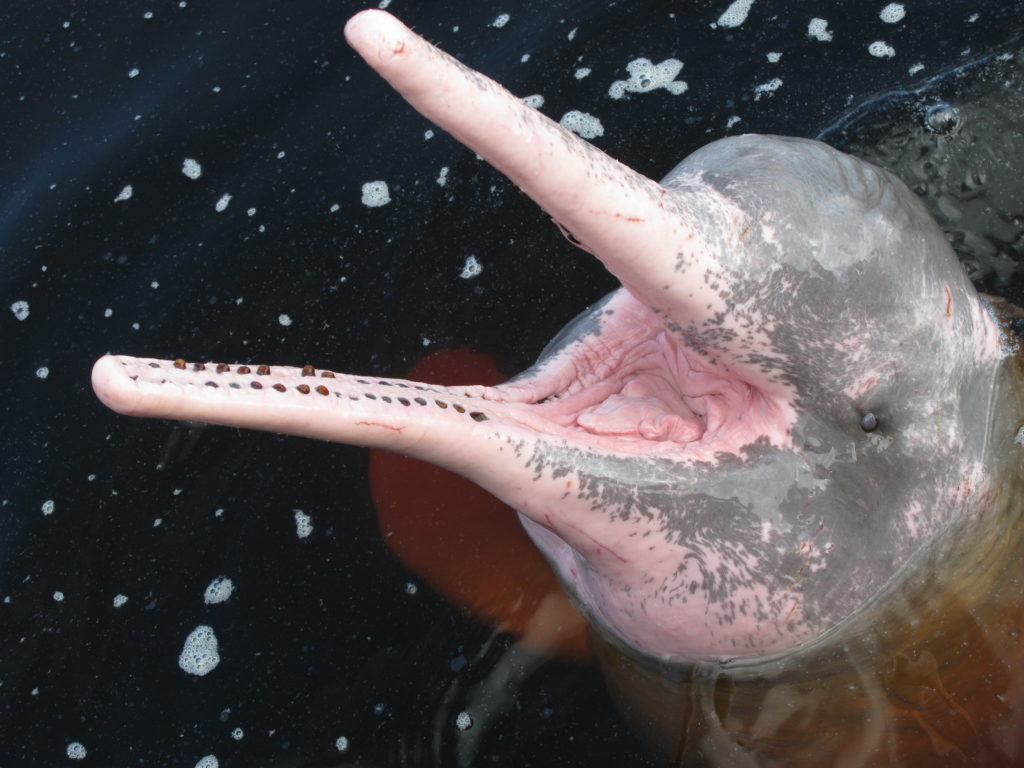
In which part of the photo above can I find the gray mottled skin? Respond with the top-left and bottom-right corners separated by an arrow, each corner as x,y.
508,135 -> 1001,656
92,11 -> 1009,662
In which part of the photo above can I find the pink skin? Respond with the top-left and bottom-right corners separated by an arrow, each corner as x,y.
92,11 -> 1006,660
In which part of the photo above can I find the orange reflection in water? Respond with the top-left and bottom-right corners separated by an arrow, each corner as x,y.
368,347 -> 590,662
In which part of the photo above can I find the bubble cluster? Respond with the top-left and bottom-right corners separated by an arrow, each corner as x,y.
67,742 -> 87,759
714,0 -> 755,28
609,58 -> 687,99
181,158 -> 202,179
360,180 -> 391,208
178,625 -> 221,676
559,111 -> 604,140
203,577 -> 235,605
294,509 -> 313,539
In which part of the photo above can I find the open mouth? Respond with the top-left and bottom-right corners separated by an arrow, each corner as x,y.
92,288 -> 793,466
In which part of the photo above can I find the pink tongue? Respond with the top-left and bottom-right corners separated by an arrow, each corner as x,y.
576,381 -> 705,443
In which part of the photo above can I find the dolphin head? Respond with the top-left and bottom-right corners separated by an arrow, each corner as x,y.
91,10 -> 1010,661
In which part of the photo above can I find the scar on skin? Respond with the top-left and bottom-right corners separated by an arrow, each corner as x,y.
355,421 -> 405,432
945,285 -> 954,318
587,209 -> 645,223
784,599 -> 800,621
564,520 -> 629,563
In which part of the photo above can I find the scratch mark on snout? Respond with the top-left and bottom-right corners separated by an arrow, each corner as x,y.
356,421 -> 405,432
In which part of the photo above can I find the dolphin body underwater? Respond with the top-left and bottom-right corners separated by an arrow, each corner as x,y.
92,10 -> 1024,766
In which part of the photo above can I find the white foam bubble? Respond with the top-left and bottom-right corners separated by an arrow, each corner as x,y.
231,727 -> 243,740
178,625 -> 220,676
214,193 -> 232,212
361,180 -> 391,208
36,366 -> 49,379
753,77 -> 783,100
182,158 -> 202,179
868,41 -> 896,58
335,736 -> 350,752
714,0 -> 755,28
559,110 -> 604,139
522,94 -> 544,108
491,13 -> 510,28
113,593 -> 128,607
609,58 -> 687,99
807,18 -> 833,42
10,300 -> 29,321
436,166 -> 450,186
766,52 -> 781,63
114,185 -> 133,202
67,742 -> 87,759
879,3 -> 905,23
294,509 -> 313,539
194,756 -> 218,768
575,67 -> 591,79
278,314 -> 292,327
53,591 -> 64,602
41,499 -> 55,515
203,577 -> 234,605
460,255 -> 482,279
455,711 -> 473,730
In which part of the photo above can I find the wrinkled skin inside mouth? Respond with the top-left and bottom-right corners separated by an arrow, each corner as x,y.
491,289 -> 790,461
92,10 -> 1010,661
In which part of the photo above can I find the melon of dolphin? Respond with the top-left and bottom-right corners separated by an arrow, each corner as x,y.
91,10 -> 1008,662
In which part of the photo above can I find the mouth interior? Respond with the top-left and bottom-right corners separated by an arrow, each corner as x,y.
494,327 -> 792,458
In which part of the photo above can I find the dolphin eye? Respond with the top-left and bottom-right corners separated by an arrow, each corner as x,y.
859,412 -> 879,432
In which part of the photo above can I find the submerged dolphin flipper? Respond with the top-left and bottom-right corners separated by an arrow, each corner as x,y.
92,9 -> 1011,668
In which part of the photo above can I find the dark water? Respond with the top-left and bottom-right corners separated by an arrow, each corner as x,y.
2,1 -> 1023,766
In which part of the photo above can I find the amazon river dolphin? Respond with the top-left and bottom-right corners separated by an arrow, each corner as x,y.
93,10 -> 1024,763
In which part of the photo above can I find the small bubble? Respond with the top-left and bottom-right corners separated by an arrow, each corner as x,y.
460,255 -> 483,279
455,711 -> 473,731
182,158 -> 202,179
335,736 -> 350,752
67,742 -> 87,759
924,102 -> 960,134
404,582 -> 418,595
294,509 -> 312,538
